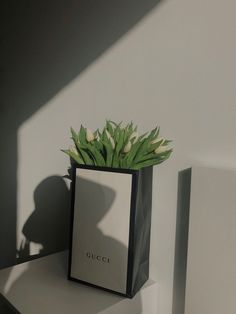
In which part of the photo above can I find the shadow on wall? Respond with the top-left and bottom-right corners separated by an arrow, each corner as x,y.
0,0 -> 162,268
17,176 -> 70,263
172,168 -> 192,314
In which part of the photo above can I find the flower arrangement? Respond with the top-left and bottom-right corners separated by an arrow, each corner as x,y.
62,120 -> 172,170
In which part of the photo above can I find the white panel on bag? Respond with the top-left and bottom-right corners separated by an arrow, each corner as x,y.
71,168 -> 132,294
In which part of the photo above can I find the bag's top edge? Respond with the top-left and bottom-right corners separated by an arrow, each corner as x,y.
73,163 -> 139,174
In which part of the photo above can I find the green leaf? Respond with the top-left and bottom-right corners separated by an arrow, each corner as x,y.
79,125 -> 87,145
133,137 -> 150,162
87,144 -> 106,166
112,156 -> 118,168
110,120 -> 122,128
115,129 -> 125,156
134,152 -> 157,163
138,131 -> 149,141
149,127 -> 158,140
132,149 -> 173,169
155,149 -> 173,158
113,124 -> 120,143
101,133 -> 114,167
132,159 -> 162,170
93,129 -> 99,140
119,157 -> 127,169
93,139 -> 103,152
61,149 -> 84,165
79,148 -> 94,165
70,127 -> 78,142
131,128 -> 159,164
70,127 -> 80,149
106,120 -> 115,137
123,125 -> 134,148
124,139 -> 144,167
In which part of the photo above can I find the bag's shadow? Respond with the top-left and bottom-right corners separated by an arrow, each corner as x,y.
17,176 -> 70,262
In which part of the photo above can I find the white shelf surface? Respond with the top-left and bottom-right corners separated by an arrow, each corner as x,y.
0,252 -> 158,314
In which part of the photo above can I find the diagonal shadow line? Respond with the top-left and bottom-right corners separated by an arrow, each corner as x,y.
0,0 -> 163,269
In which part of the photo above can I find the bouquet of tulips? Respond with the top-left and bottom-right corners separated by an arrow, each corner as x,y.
62,120 -> 172,170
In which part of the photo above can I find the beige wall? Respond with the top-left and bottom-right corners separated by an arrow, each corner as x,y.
2,0 -> 236,313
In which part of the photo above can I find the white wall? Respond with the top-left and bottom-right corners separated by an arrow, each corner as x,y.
7,0 -> 236,313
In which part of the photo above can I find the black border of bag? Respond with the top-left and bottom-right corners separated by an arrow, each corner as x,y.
68,164 -> 153,298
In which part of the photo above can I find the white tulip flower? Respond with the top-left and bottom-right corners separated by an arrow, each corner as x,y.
105,129 -> 111,139
109,137 -> 115,149
130,131 -> 139,143
155,145 -> 170,154
151,137 -> 164,145
123,141 -> 132,153
86,128 -> 95,142
105,130 -> 115,149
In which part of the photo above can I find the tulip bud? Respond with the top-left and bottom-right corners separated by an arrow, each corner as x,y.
123,141 -> 132,153
105,129 -> 111,139
105,130 -> 115,149
155,145 -> 170,154
151,137 -> 164,145
109,137 -> 115,149
86,128 -> 95,142
130,132 -> 139,143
